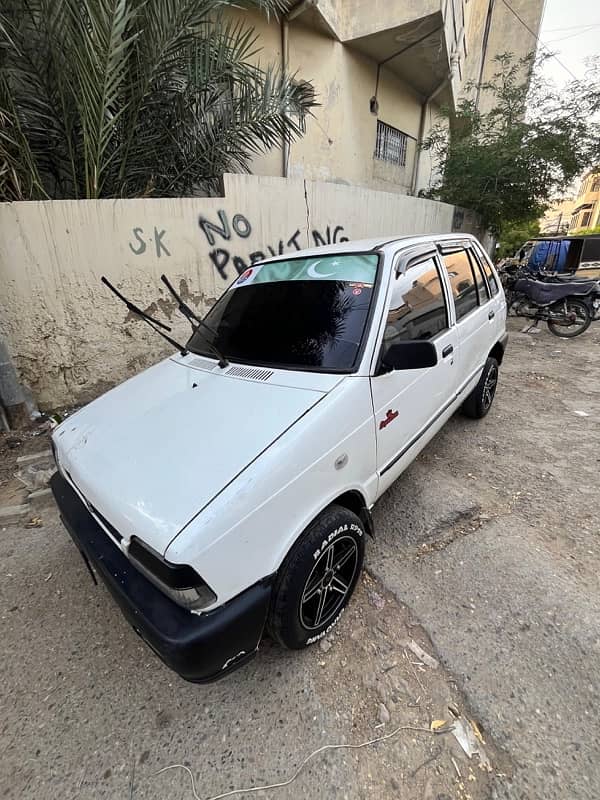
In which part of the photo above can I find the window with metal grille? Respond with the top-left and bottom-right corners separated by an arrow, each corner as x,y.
374,121 -> 409,167
591,177 -> 600,193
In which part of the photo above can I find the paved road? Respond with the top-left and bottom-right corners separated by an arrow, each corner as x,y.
370,317 -> 600,798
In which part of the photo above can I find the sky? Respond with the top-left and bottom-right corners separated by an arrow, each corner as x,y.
537,0 -> 600,87
535,0 -> 600,197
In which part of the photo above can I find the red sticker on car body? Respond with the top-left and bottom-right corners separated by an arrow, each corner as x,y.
379,409 -> 399,430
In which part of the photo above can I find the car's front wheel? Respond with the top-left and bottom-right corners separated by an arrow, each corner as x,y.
267,505 -> 365,649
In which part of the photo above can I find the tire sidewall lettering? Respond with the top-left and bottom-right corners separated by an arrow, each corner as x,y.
312,521 -> 363,561
306,608 -> 344,645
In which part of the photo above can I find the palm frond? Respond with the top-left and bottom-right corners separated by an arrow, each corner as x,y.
0,0 -> 315,200
62,0 -> 139,196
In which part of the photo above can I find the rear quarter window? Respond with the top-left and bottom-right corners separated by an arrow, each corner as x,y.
475,247 -> 500,295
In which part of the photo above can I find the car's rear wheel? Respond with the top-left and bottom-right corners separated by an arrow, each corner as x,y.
267,505 -> 365,649
462,356 -> 499,419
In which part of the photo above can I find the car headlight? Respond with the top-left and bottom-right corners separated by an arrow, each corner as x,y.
128,537 -> 216,611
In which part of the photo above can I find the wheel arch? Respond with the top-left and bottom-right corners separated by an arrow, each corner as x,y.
333,490 -> 375,538
488,339 -> 505,365
274,489 -> 374,578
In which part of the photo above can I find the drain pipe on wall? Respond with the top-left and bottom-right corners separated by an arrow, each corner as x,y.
0,338 -> 28,430
281,0 -> 318,178
410,66 -> 455,196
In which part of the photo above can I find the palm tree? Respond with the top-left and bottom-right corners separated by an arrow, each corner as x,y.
0,0 -> 316,200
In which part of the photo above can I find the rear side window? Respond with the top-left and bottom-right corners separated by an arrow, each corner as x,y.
443,250 -> 478,320
469,249 -> 490,302
473,246 -> 500,295
384,257 -> 448,343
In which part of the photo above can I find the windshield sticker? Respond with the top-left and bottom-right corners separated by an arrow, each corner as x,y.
237,267 -> 255,283
231,255 -> 378,289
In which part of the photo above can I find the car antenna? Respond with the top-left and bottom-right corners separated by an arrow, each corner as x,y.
160,274 -> 229,368
101,276 -> 189,357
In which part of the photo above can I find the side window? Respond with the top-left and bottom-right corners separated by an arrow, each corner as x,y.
468,249 -> 490,303
384,257 -> 448,343
443,249 -> 478,320
478,251 -> 500,295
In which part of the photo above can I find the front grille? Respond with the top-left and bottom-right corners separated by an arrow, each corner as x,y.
65,470 -> 122,542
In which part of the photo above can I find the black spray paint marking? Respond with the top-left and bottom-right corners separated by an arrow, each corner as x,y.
128,226 -> 171,257
198,210 -> 349,281
198,210 -> 252,246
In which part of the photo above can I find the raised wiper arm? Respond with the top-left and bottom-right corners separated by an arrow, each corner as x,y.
160,274 -> 229,368
101,276 -> 188,357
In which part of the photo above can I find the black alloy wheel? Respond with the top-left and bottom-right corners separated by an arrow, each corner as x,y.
267,505 -> 365,649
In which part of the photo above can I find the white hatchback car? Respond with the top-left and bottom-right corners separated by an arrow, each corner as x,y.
51,233 -> 507,682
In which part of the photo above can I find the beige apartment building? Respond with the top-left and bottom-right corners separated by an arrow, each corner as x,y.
540,198 -> 576,235
569,167 -> 600,232
242,0 -> 544,195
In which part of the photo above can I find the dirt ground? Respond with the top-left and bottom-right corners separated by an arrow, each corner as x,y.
1,316 -> 599,799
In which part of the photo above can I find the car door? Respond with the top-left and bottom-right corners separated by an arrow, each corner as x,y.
470,241 -> 505,341
370,246 -> 457,488
439,244 -> 494,386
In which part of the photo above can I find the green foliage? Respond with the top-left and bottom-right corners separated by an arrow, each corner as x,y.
422,54 -> 600,235
570,225 -> 600,236
0,0 -> 317,199
497,218 -> 540,259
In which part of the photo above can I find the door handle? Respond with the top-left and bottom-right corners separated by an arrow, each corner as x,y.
442,344 -> 454,358
488,310 -> 495,320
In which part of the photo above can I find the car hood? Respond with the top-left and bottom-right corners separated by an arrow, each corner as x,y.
54,356 -> 339,554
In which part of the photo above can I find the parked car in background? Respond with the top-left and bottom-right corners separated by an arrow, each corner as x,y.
51,234 -> 507,682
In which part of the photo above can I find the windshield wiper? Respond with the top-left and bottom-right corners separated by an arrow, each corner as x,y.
101,276 -> 188,356
160,274 -> 229,368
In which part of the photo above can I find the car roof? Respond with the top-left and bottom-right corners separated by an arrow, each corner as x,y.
263,233 -> 480,262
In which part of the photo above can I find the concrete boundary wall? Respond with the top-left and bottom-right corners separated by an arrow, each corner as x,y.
0,174 -> 482,408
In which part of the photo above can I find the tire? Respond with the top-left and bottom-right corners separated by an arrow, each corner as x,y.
462,356 -> 499,419
267,505 -> 365,649
547,299 -> 591,338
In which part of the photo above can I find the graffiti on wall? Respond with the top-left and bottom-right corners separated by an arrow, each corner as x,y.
197,210 -> 349,280
127,210 -> 350,280
128,226 -> 171,257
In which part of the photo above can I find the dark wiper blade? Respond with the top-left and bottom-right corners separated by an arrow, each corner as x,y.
101,276 -> 188,356
160,274 -> 229,368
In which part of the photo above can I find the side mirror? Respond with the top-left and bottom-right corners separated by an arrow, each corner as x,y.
380,340 -> 438,372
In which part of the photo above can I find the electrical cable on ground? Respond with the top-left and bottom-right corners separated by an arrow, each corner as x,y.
155,724 -> 435,800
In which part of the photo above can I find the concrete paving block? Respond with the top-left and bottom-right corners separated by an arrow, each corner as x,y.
16,449 -> 53,465
29,488 -> 53,503
0,503 -> 31,523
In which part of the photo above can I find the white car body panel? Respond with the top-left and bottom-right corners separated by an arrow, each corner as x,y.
53,232 -> 506,610
165,376 -> 377,605
54,356 -> 340,553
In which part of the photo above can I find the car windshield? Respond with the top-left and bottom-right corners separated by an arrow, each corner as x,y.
187,253 -> 380,372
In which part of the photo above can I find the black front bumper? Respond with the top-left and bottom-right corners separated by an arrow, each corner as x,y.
50,471 -> 273,683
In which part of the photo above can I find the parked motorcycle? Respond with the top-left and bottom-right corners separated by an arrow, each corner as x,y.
505,274 -> 595,337
550,273 -> 600,321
